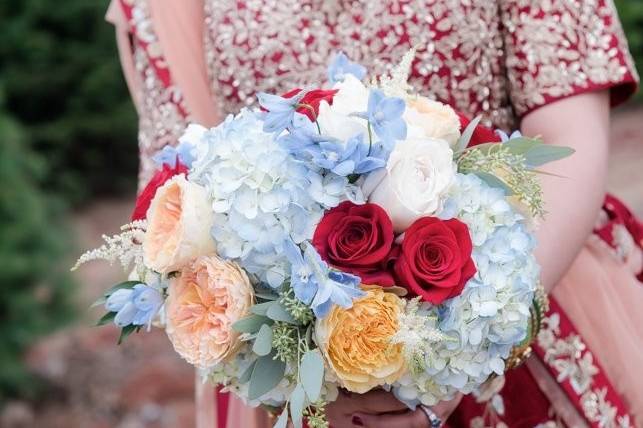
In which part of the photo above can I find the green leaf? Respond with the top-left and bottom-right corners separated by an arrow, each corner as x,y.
104,281 -> 140,297
90,296 -> 107,308
274,407 -> 289,428
266,302 -> 297,324
503,136 -> 542,155
232,314 -> 272,334
524,145 -> 575,167
253,324 -> 273,356
117,324 -> 137,345
251,301 -> 276,316
96,311 -> 116,326
300,350 -> 324,402
239,360 -> 256,384
248,352 -> 286,400
254,291 -> 279,301
455,115 -> 483,153
290,384 -> 306,428
472,171 -> 514,195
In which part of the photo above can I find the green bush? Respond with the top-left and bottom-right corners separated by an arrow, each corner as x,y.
0,0 -> 138,206
0,108 -> 76,401
616,0 -> 643,102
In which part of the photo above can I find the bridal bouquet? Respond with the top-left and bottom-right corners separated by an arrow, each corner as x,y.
74,51 -> 572,427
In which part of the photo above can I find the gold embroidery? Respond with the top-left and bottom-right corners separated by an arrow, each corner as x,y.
129,1 -> 191,188
500,0 -> 638,116
203,0 -> 515,130
537,313 -> 633,428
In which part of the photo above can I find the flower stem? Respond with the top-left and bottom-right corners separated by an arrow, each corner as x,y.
367,122 -> 373,155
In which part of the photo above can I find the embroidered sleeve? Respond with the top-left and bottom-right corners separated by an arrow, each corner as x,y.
499,0 -> 639,118
113,0 -> 191,189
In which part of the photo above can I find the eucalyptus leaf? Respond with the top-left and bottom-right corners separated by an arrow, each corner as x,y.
91,296 -> 107,308
232,314 -> 272,334
524,145 -> 575,167
254,291 -> 279,301
455,115 -> 483,153
300,350 -> 324,402
266,302 -> 297,324
239,360 -> 256,384
104,281 -> 140,297
96,311 -> 116,326
472,171 -> 514,195
290,384 -> 306,428
253,324 -> 273,356
503,136 -> 542,155
251,301 -> 276,316
273,407 -> 289,428
248,352 -> 286,400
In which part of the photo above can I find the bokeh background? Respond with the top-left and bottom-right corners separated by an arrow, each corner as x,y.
0,1 -> 641,427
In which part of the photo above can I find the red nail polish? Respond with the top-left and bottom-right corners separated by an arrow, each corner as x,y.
352,415 -> 364,426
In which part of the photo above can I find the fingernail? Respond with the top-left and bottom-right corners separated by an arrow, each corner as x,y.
352,415 -> 364,426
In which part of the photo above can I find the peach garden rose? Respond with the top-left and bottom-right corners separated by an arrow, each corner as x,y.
143,174 -> 215,273
404,96 -> 461,146
315,287 -> 406,393
165,255 -> 254,369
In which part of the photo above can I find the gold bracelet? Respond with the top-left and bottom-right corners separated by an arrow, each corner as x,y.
505,283 -> 549,370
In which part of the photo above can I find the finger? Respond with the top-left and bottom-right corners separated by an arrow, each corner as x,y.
353,409 -> 429,428
431,393 -> 463,421
343,389 -> 408,414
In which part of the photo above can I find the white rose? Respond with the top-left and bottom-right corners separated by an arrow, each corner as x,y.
364,138 -> 456,233
404,97 -> 461,147
316,74 -> 369,141
143,175 -> 216,273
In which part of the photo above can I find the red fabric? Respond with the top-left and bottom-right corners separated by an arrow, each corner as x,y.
447,364 -> 553,428
596,194 -> 643,281
215,386 -> 230,428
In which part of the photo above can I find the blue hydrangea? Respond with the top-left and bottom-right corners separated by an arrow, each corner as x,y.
187,110 -> 342,288
392,173 -> 539,406
105,284 -> 163,328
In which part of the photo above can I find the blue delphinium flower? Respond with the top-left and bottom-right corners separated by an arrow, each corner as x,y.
497,130 -> 522,142
360,89 -> 407,146
153,140 -> 196,168
257,90 -> 307,134
283,240 -> 363,317
327,51 -> 367,85
308,133 -> 387,176
105,284 -> 163,329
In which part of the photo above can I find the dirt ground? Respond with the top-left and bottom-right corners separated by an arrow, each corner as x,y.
1,108 -> 641,428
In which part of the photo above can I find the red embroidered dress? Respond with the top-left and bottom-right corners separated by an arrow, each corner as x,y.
109,1 -> 642,427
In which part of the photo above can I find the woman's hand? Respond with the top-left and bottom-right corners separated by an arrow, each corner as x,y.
326,389 -> 462,428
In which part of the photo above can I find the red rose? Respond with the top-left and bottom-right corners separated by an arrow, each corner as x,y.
457,112 -> 501,147
312,201 -> 396,286
282,88 -> 339,121
394,217 -> 476,304
131,162 -> 188,221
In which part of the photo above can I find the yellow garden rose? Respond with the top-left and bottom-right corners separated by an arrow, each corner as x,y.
143,174 -> 215,273
315,288 -> 406,393
404,96 -> 461,147
165,255 -> 254,369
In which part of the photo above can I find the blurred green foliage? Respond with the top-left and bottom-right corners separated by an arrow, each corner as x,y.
616,0 -> 643,102
0,0 -> 138,206
0,108 -> 76,401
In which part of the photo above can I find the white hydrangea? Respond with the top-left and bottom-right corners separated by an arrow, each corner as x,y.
393,173 -> 539,407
